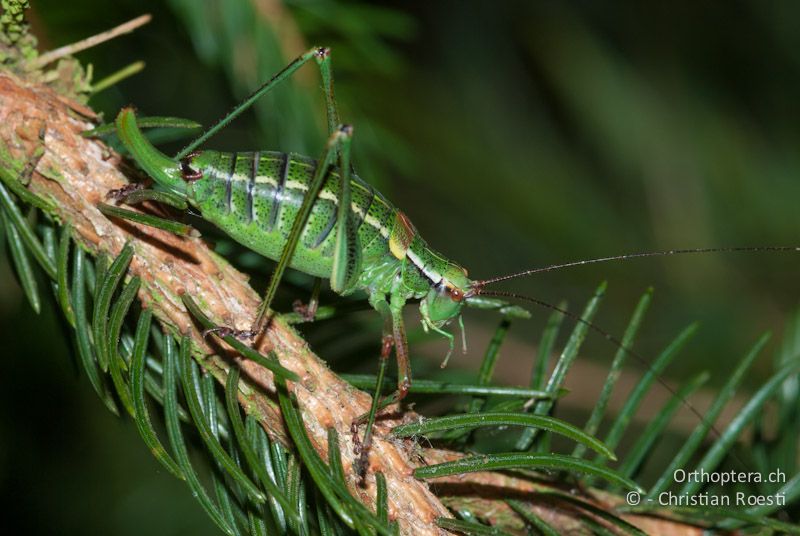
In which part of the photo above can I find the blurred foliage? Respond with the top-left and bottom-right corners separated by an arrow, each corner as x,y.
3,0 -> 800,533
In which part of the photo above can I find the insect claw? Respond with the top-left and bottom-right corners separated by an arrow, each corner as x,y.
398,379 -> 411,400
350,419 -> 370,485
350,420 -> 362,453
291,299 -> 318,322
106,182 -> 145,201
439,347 -> 454,369
202,326 -> 257,341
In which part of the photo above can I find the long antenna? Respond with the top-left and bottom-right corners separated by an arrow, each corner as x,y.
474,246 -> 800,287
476,288 -> 732,453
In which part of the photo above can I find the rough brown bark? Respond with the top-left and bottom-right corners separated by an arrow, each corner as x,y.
0,70 -> 713,535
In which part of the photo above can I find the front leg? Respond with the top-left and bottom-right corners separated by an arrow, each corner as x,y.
389,292 -> 411,400
351,292 -> 409,478
368,293 -> 411,399
352,330 -> 395,480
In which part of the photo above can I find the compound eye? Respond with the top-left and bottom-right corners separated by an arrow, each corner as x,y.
449,287 -> 464,302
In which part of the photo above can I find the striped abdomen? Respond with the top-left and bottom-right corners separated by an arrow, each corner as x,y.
185,150 -> 396,282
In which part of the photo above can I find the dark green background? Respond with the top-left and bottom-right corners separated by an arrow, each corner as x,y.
2,1 -> 799,533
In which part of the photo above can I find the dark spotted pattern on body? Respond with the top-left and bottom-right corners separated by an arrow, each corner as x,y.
186,150 -> 464,298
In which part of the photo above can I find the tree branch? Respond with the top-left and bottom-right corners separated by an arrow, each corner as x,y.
0,70 -> 713,535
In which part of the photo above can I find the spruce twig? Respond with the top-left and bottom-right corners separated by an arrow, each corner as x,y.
2,8 -> 797,533
30,14 -> 152,69
0,68 -> 726,536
